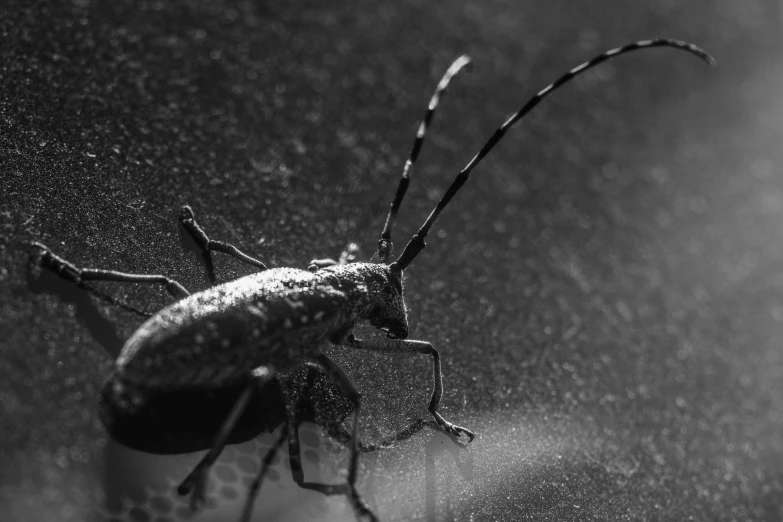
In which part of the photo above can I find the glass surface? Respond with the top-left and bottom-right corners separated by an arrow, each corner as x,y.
2,1 -> 782,521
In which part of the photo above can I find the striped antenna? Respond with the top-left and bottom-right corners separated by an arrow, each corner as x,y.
377,55 -> 472,263
393,39 -> 716,270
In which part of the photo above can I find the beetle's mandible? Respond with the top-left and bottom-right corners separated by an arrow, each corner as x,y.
31,39 -> 715,522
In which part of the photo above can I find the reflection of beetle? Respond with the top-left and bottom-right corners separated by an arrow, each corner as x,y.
99,365 -> 282,456
30,39 -> 715,522
101,359 -> 426,521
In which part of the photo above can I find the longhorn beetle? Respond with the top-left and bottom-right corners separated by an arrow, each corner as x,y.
95,241 -> 428,521
30,39 -> 715,522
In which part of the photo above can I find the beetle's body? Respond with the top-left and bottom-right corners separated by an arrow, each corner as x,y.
117,263 -> 407,393
30,39 -> 715,522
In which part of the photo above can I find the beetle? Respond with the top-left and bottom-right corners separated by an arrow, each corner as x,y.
92,241 -> 428,521
30,39 -> 715,522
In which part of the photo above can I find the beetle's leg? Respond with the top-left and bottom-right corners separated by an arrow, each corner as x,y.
342,335 -> 475,442
328,417 -> 428,453
242,364 -> 379,521
307,258 -> 339,271
313,353 -> 379,522
178,368 -> 273,510
308,243 -> 361,271
243,405 -> 373,521
374,418 -> 429,448
286,412 -> 351,493
240,423 -> 287,522
31,242 -> 190,300
179,205 -> 267,283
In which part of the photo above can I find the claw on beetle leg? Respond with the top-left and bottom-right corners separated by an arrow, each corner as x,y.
432,411 -> 476,443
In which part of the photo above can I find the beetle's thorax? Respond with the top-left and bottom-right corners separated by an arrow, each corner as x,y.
316,262 -> 409,339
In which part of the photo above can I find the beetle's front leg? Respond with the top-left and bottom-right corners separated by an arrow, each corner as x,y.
342,334 -> 475,442
241,423 -> 287,522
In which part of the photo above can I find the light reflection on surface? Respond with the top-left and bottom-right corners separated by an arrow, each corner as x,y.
102,409 -> 597,521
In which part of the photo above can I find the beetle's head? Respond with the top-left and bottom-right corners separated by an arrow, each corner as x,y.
363,263 -> 408,339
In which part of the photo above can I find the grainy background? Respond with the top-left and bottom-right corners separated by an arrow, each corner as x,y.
2,1 -> 783,521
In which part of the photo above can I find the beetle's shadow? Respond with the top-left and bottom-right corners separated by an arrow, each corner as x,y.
24,220 -> 213,360
26,256 -> 126,358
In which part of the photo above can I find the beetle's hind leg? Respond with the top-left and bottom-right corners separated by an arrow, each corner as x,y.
30,242 -> 190,300
179,205 -> 268,284
240,422 -> 288,522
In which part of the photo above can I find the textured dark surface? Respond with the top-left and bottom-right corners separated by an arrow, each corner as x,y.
2,1 -> 783,521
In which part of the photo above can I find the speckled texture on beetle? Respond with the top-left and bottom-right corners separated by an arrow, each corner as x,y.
113,263 -> 407,402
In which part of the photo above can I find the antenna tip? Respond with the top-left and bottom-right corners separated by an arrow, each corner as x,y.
670,39 -> 717,67
447,55 -> 472,76
691,45 -> 717,67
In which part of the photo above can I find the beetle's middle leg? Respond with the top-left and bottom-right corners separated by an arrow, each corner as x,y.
241,407 -> 374,522
178,367 -> 274,510
342,334 -> 475,442
179,205 -> 268,283
238,353 -> 380,521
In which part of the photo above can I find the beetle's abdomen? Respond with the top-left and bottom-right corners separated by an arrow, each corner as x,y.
116,269 -> 348,390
